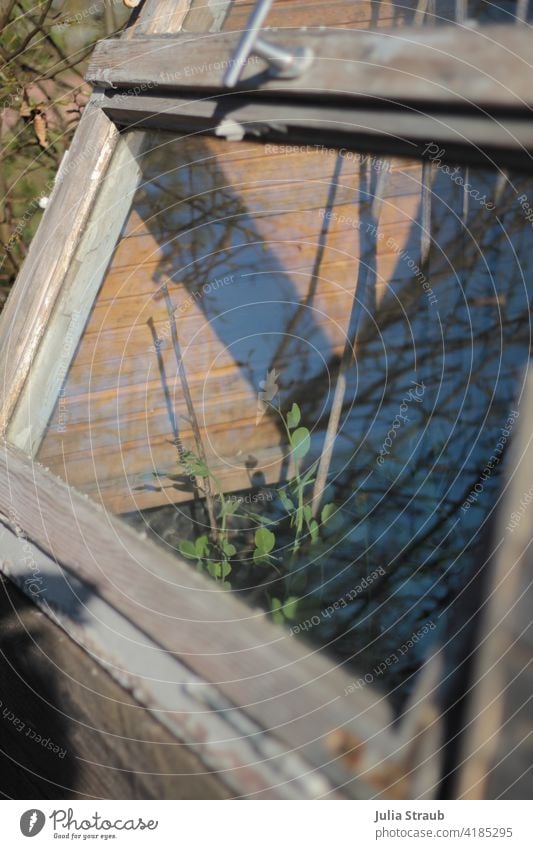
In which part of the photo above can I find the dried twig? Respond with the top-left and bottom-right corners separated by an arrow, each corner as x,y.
162,284 -> 219,540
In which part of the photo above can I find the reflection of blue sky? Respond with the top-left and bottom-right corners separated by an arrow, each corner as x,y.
137,144 -> 359,402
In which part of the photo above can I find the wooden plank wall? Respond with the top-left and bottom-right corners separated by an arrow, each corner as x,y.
223,0 -> 413,30
37,0 -> 423,513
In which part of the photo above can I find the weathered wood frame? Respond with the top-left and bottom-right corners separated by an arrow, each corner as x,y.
0,0 -> 530,798
86,24 -> 533,169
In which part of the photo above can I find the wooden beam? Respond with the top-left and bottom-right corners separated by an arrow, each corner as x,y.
87,26 -> 533,110
0,574 -> 231,799
0,439 -> 409,799
0,105 -> 120,436
134,0 -> 192,35
457,369 -> 533,799
96,89 -> 533,170
0,522 -> 323,798
8,133 -> 145,456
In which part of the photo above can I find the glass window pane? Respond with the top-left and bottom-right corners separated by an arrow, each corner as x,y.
11,130 -> 533,706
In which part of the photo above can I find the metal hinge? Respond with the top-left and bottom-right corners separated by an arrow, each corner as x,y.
223,0 -> 314,87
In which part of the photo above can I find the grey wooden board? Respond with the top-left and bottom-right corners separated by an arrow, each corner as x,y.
457,368 -> 533,800
0,440 -> 407,799
0,518 -> 325,798
8,133 -> 145,457
0,106 -> 119,435
0,575 -> 231,799
87,27 -> 533,109
96,88 -> 533,169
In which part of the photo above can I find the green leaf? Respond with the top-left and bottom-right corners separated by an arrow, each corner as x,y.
221,540 -> 236,558
286,402 -> 301,430
283,596 -> 300,620
189,459 -> 210,477
321,503 -> 336,525
179,450 -> 209,477
253,546 -> 277,565
208,561 -> 232,579
309,518 -> 319,543
290,426 -> 311,461
278,488 -> 294,514
220,498 -> 240,517
254,527 -> 276,555
195,535 -> 210,557
179,540 -> 198,560
303,504 -> 312,522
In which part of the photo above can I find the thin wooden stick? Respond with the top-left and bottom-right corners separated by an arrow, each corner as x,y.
311,161 -> 390,518
162,284 -> 218,539
454,0 -> 467,24
515,0 -> 529,22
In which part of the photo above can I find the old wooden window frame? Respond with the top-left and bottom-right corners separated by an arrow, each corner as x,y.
0,0 -> 530,799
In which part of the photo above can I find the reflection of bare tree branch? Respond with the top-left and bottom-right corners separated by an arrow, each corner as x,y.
162,285 -> 218,540
267,153 -> 343,372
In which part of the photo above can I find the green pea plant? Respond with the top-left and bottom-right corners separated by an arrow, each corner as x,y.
265,400 -> 335,557
144,402 -> 336,623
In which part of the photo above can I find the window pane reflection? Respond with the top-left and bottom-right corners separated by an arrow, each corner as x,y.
34,132 -> 533,704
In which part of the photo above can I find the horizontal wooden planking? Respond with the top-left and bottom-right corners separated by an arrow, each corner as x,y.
99,90 -> 533,171
64,263 -> 421,370
38,343 -> 352,458
42,314 -> 356,407
134,143 -> 390,185
31,103 -> 421,514
134,0 -> 192,35
161,144 -> 420,178
82,440 -> 312,514
87,27 -> 533,109
110,178 -> 419,240
81,286 -> 362,346
40,275 -> 414,419
109,227 -> 364,276
40,397 -> 282,461
120,140 -> 420,204
116,187 -> 422,242
41,434 -> 292,512
107,219 -> 419,288
118,184 -> 421,243
81,256 -> 413,323
42,421 -> 290,504
56,268 -> 416,380
38,350 -> 340,453
223,0 -> 398,31
35,172 -> 422,512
